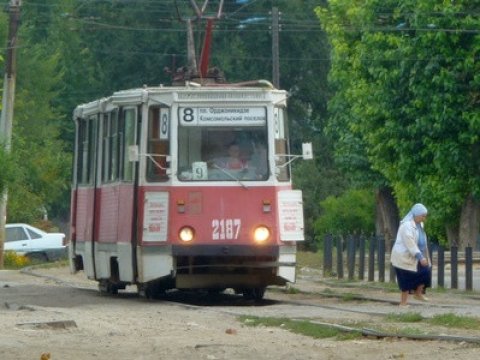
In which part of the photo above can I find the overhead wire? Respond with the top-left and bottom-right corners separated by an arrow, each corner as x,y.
18,9 -> 480,35
11,0 -> 480,34
2,0 -> 478,64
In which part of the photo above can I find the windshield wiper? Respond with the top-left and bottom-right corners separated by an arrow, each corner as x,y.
212,164 -> 248,189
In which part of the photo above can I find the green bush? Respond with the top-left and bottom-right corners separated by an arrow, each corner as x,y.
3,251 -> 31,269
314,188 -> 375,246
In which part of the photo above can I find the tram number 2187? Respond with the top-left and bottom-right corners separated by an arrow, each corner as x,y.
212,219 -> 241,240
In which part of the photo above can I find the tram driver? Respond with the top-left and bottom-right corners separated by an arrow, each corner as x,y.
210,141 -> 268,180
213,142 -> 248,170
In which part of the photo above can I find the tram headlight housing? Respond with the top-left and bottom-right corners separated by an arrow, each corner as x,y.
254,226 -> 270,243
179,226 -> 195,242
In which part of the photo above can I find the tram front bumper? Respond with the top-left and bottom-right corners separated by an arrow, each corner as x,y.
172,244 -> 297,288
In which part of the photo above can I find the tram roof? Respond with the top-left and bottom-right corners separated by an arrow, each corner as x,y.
73,81 -> 288,119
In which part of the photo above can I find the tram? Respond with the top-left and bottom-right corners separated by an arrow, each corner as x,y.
69,2 -> 312,300
69,82 -> 311,299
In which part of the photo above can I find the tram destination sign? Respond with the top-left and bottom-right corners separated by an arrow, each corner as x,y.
179,107 -> 266,126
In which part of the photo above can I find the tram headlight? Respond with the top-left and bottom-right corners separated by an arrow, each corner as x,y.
254,226 -> 270,243
179,226 -> 195,242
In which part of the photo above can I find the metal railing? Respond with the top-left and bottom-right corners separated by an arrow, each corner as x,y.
322,234 -> 480,291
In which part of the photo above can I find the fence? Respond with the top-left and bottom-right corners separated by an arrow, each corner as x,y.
322,234 -> 480,291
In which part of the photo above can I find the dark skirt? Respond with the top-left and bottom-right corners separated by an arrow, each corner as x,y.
394,263 -> 432,292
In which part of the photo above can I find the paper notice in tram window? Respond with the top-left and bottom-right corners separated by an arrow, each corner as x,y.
192,162 -> 208,180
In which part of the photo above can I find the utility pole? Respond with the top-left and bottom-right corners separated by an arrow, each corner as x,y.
271,7 -> 280,88
0,0 -> 22,268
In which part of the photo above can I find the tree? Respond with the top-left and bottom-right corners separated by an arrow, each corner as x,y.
0,147 -> 15,196
7,43 -> 70,223
293,159 -> 348,249
0,12 -> 7,196
316,1 -> 401,247
314,188 -> 375,241
1,1 -> 71,224
317,0 -> 480,247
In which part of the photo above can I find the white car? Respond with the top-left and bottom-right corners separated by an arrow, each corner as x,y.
4,223 -> 67,261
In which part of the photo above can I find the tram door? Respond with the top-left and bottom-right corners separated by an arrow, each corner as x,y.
73,107 -> 139,282
73,114 -> 99,278
95,107 -> 138,283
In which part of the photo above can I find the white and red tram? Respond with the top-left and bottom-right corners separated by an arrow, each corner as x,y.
69,82 -> 309,300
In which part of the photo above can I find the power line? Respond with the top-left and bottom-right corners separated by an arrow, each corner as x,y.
10,0 -> 480,35
27,13 -> 480,35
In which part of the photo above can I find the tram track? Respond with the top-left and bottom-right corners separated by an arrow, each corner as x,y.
153,289 -> 480,345
21,265 -> 392,317
5,265 -> 480,359
16,266 -> 480,345
20,265 -> 468,319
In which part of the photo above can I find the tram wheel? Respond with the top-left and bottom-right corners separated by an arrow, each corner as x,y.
242,287 -> 266,301
98,280 -> 119,295
138,284 -> 165,300
207,288 -> 226,295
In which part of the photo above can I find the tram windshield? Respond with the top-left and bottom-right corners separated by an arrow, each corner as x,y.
177,107 -> 268,182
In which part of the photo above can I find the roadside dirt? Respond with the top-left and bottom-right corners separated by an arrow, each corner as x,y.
1,265 -> 480,360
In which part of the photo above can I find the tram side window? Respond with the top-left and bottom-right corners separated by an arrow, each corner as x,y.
146,106 -> 170,182
101,110 -> 119,183
76,117 -> 97,185
121,108 -> 137,182
274,107 -> 291,182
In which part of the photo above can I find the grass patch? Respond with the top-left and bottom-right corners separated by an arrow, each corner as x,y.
428,313 -> 480,330
386,312 -> 480,330
296,250 -> 323,269
375,282 -> 399,292
386,312 -> 424,323
29,259 -> 69,270
434,286 -> 448,294
395,326 -> 427,336
309,287 -> 364,301
340,292 -> 362,301
240,316 -> 362,340
284,285 -> 301,294
240,314 -> 480,342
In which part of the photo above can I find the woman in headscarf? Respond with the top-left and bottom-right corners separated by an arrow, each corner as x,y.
391,203 -> 431,306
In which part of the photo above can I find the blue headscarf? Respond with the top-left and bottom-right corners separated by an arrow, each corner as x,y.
401,203 -> 428,251
401,203 -> 428,223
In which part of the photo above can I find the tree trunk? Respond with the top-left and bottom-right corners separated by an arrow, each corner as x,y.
445,224 -> 459,247
375,202 -> 384,236
375,186 -> 400,251
458,194 -> 480,248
